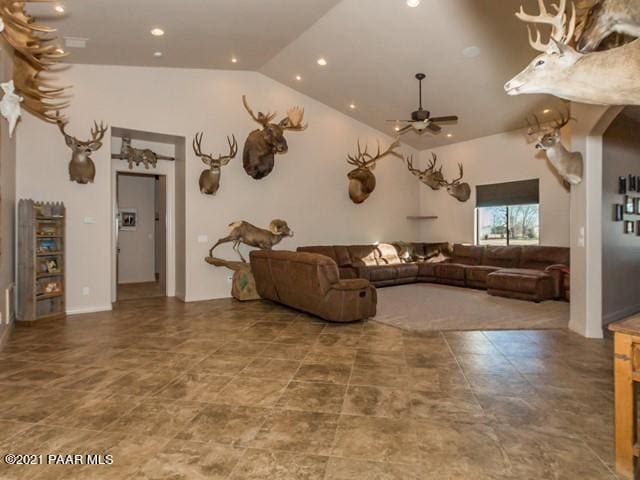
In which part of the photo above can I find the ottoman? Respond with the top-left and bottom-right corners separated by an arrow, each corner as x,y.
486,269 -> 555,303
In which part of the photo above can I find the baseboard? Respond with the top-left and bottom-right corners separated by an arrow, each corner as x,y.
603,303 -> 640,326
66,304 -> 113,316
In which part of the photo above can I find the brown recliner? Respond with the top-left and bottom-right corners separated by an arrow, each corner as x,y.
250,250 -> 377,322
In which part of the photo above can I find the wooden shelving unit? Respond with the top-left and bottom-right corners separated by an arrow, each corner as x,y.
18,200 -> 66,322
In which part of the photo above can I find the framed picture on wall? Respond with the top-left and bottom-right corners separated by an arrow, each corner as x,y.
619,176 -> 628,194
635,198 -> 640,215
625,196 -> 635,215
630,174 -> 637,192
624,220 -> 635,234
119,209 -> 137,231
614,204 -> 624,222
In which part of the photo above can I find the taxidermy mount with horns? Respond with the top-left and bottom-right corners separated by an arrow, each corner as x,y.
209,220 -> 293,263
346,139 -> 402,204
56,113 -> 108,184
192,132 -> 237,195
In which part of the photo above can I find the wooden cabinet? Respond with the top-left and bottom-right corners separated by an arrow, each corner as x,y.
17,200 -> 66,322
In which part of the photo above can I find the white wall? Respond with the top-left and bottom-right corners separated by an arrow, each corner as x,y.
117,174 -> 156,284
416,129 -> 571,246
16,64 -> 420,311
602,113 -> 640,325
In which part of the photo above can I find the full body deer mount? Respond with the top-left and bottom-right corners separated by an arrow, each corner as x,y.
111,137 -> 175,170
527,110 -> 583,185
440,164 -> 471,202
192,132 -> 237,195
405,153 -> 444,190
56,115 -> 108,184
346,139 -> 402,204
209,219 -> 293,263
241,95 -> 307,180
0,1 -> 69,123
576,0 -> 640,52
504,0 -> 640,106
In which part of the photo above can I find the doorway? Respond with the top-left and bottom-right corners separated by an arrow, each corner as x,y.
116,172 -> 167,301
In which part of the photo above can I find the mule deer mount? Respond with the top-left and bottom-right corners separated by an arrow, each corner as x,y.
209,219 -> 293,263
241,95 -> 307,180
192,132 -> 237,195
440,163 -> 471,202
527,110 -> 583,186
405,153 -> 444,190
0,0 -> 69,124
504,0 -> 640,106
56,114 -> 108,184
575,0 -> 640,52
346,139 -> 402,204
111,137 -> 175,170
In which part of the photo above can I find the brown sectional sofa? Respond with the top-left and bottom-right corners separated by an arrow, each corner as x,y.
250,250 -> 377,322
297,243 -> 570,303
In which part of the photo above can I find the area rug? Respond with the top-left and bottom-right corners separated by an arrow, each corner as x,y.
374,283 -> 569,332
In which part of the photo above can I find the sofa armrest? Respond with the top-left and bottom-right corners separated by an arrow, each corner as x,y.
545,264 -> 569,274
332,279 -> 371,291
544,264 -> 569,299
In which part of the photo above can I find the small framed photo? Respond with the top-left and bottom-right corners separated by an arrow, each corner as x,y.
625,196 -> 635,215
624,220 -> 635,234
119,209 -> 137,231
614,204 -> 624,222
619,176 -> 628,194
630,174 -> 637,192
636,198 -> 640,215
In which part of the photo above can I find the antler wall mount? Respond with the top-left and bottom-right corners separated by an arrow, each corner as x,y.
56,113 -> 108,184
192,132 -> 238,195
346,139 -> 402,204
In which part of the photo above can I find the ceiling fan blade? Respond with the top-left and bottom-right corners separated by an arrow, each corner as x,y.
385,119 -> 412,123
429,115 -> 458,123
427,123 -> 442,133
398,125 -> 413,134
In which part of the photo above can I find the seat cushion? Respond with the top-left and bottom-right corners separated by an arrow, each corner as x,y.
466,265 -> 501,287
362,265 -> 398,283
435,263 -> 466,281
451,244 -> 485,266
482,246 -> 521,268
395,264 -> 419,279
487,268 -> 555,301
417,262 -> 438,278
519,247 -> 570,270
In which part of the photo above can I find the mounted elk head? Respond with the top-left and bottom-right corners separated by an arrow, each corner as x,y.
193,132 -> 237,195
209,219 -> 293,263
527,110 -> 583,185
440,164 -> 471,202
504,0 -> 640,106
346,139 -> 402,204
241,95 -> 307,180
56,113 -> 108,184
576,0 -> 640,52
406,153 -> 444,190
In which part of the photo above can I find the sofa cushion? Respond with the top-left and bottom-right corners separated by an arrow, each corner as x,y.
376,243 -> 402,265
487,268 -> 555,302
465,265 -> 501,286
339,267 -> 358,279
482,246 -> 521,268
297,246 -> 338,264
417,262 -> 437,278
519,247 -> 570,270
395,264 -> 419,279
334,246 -> 352,267
452,244 -> 485,266
435,263 -> 466,281
363,266 -> 398,283
348,245 -> 379,267
425,242 -> 451,259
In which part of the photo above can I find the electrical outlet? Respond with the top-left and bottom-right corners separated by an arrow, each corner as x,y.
227,276 -> 233,283
82,287 -> 90,296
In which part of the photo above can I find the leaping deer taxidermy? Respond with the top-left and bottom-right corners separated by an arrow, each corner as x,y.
241,95 -> 307,180
192,132 -> 237,195
527,109 -> 583,186
440,164 -> 471,202
111,137 -> 175,170
0,0 -> 69,124
405,153 -> 444,190
56,113 -> 108,184
575,0 -> 640,52
504,0 -> 640,106
346,139 -> 402,204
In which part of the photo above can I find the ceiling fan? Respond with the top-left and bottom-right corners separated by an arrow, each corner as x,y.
387,73 -> 458,135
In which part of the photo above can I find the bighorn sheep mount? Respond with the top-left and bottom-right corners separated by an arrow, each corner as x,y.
346,139 -> 402,204
56,114 -> 108,184
0,0 -> 69,124
111,137 -> 175,170
405,153 -> 444,190
241,95 -> 307,180
0,80 -> 22,137
440,164 -> 471,202
527,110 -> 583,186
504,0 -> 640,105
192,132 -> 237,195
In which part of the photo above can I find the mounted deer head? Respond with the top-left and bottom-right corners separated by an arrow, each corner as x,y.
504,0 -> 640,106
56,113 -> 108,184
241,95 -> 307,180
527,109 -> 583,186
346,139 -> 402,204
576,0 -> 640,52
406,153 -> 444,190
440,163 -> 471,202
193,132 -> 237,195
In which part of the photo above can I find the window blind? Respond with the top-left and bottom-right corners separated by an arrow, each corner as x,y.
476,179 -> 539,207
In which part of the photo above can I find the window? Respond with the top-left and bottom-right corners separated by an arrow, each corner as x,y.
475,179 -> 540,246
477,204 -> 539,246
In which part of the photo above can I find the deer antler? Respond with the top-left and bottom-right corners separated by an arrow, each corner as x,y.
441,163 -> 464,187
406,152 -> 438,177
242,95 -> 276,127
348,139 -> 401,169
193,133 -> 238,166
516,0 -> 577,52
90,121 -> 108,144
281,106 -> 307,131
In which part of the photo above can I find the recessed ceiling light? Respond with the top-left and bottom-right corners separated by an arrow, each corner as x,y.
394,126 -> 401,132
54,4 -> 65,13
543,108 -> 551,114
349,103 -> 356,109
150,28 -> 165,37
295,75 -> 302,81
406,0 -> 420,7
153,51 -> 163,57
317,58 -> 327,66
446,133 -> 453,138
463,46 -> 481,58
231,57 -> 238,63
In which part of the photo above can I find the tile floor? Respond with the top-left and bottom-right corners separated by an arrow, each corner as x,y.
0,297 -> 620,479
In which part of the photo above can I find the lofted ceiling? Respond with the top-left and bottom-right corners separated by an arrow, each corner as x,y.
37,0 -> 565,151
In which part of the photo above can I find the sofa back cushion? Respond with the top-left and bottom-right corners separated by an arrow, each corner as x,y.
424,242 -> 452,260
519,246 -> 570,270
452,244 -> 485,265
296,245 -> 353,267
375,243 -> 402,265
483,246 -> 521,268
348,245 -> 379,267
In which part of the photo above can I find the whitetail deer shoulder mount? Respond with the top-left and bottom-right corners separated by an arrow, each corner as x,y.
56,114 -> 108,184
576,0 -> 640,52
440,163 -> 471,202
192,132 -> 238,195
241,95 -> 307,180
209,220 -> 293,263
346,139 -> 402,204
504,0 -> 640,106
527,110 -> 584,185
405,153 -> 444,190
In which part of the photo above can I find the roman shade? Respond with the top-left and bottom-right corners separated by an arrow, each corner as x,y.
476,179 -> 539,207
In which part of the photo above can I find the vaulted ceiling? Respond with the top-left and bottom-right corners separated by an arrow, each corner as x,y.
37,0 -> 566,150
